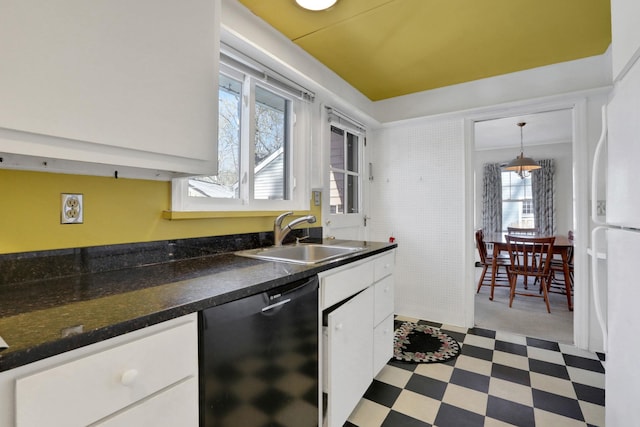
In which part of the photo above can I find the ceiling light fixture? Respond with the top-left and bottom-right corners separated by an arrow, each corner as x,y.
295,0 -> 337,11
503,122 -> 541,179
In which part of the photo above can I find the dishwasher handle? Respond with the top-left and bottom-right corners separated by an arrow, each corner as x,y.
261,298 -> 292,312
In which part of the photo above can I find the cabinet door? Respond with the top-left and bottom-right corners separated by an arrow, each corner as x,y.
326,287 -> 374,427
373,314 -> 394,376
0,0 -> 219,175
97,377 -> 198,427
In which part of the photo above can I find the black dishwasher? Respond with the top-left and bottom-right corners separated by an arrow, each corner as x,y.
199,275 -> 319,427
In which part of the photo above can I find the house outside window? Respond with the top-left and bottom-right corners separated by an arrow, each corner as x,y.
172,51 -> 313,212
189,65 -> 290,202
253,85 -> 289,200
329,125 -> 360,214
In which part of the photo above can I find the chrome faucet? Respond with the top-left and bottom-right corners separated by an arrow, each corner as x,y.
273,211 -> 317,246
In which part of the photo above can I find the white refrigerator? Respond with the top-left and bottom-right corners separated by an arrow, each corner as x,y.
591,54 -> 640,426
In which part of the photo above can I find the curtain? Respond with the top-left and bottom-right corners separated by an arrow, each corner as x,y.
532,159 -> 556,235
482,163 -> 502,233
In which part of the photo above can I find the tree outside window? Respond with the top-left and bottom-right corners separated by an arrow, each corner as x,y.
188,71 -> 291,202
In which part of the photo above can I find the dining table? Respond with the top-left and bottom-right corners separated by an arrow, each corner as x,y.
483,232 -> 574,311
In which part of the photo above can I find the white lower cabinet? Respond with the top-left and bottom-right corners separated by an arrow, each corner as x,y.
0,313 -> 198,427
325,286 -> 374,427
321,250 -> 395,427
373,314 -> 395,375
373,275 -> 395,376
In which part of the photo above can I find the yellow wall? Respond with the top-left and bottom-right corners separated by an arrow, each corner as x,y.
0,169 -> 320,254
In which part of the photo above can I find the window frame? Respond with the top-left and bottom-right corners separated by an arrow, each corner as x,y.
501,170 -> 535,230
329,124 -> 362,215
171,58 -> 311,213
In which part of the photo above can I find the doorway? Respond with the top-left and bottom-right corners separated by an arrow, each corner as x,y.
472,108 -> 575,344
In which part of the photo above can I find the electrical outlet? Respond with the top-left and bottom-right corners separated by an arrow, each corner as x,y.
61,194 -> 83,224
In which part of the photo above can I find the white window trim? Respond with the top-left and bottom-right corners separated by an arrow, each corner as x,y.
171,51 -> 313,213
501,170 -> 535,230
328,109 -> 365,218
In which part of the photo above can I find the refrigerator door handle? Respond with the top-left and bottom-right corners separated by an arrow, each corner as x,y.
591,105 -> 607,226
591,225 -> 608,352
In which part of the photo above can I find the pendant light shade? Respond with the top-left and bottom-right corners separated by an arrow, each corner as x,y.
295,0 -> 337,11
503,122 -> 540,178
504,154 -> 541,172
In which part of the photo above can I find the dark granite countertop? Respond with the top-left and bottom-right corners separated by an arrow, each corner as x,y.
0,234 -> 396,372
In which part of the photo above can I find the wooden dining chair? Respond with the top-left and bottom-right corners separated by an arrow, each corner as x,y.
505,235 -> 556,313
506,227 -> 540,289
547,231 -> 574,295
475,229 -> 511,300
507,227 -> 539,235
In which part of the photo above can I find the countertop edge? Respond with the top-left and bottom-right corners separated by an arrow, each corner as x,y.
0,243 -> 396,372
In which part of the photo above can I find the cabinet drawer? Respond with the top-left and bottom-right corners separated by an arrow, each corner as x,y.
373,314 -> 394,376
97,377 -> 198,427
16,318 -> 197,427
321,260 -> 374,310
374,252 -> 395,282
374,275 -> 394,325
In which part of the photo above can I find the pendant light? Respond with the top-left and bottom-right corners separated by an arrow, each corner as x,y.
295,0 -> 337,11
504,122 -> 540,179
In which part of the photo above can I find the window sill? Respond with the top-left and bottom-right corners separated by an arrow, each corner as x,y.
162,210 -> 315,220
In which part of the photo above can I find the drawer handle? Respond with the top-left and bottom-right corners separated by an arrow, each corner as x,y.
121,369 -> 139,386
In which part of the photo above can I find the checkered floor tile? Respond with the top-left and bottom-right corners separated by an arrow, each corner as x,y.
345,316 -> 605,427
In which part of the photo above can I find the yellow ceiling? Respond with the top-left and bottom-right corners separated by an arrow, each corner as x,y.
236,0 -> 611,101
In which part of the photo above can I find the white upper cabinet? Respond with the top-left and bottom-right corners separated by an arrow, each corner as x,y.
0,0 -> 219,175
611,0 -> 640,80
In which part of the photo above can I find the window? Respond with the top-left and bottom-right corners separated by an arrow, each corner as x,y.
329,125 -> 361,214
190,66 -> 291,202
189,72 -> 242,199
253,85 -> 289,201
501,171 -> 535,229
172,51 -> 313,212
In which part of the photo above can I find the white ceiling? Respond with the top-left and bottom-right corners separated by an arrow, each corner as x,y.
474,109 -> 573,151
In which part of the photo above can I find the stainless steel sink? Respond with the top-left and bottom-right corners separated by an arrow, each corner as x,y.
236,244 -> 364,265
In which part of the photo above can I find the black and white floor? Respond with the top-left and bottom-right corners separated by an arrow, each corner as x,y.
345,316 -> 605,427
